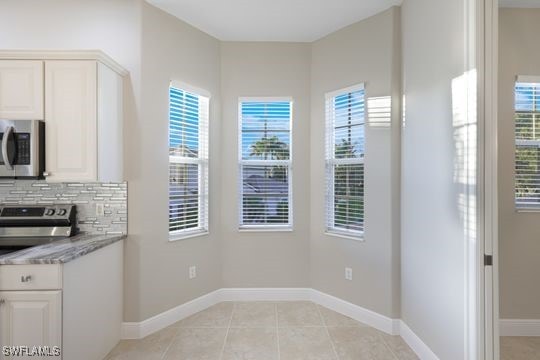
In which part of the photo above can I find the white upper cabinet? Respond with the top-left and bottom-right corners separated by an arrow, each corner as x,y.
0,60 -> 44,120
44,60 -> 123,182
0,51 -> 125,183
45,60 -> 98,182
97,62 -> 124,182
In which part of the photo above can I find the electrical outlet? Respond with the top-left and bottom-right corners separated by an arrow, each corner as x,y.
189,266 -> 197,279
96,203 -> 105,217
345,267 -> 353,281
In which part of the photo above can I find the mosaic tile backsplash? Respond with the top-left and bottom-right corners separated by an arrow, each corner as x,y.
0,181 -> 127,235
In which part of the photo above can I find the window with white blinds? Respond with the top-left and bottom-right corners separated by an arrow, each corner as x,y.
169,83 -> 209,239
515,76 -> 540,210
239,98 -> 292,229
325,84 -> 365,238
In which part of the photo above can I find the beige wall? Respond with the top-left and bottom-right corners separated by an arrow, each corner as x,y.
498,8 -> 540,319
134,2 -> 223,321
401,0 -> 475,358
220,42 -> 311,287
310,7 -> 402,318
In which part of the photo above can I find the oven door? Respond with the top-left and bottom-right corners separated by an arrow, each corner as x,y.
0,120 -> 44,178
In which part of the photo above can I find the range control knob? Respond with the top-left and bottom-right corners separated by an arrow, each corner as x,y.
45,209 -> 55,216
57,209 -> 67,216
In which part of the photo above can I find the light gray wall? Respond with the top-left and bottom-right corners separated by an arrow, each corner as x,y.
401,0 -> 473,358
310,7 -> 402,318
134,2 -> 222,321
0,0 -> 141,75
498,8 -> 540,319
220,42 -> 311,287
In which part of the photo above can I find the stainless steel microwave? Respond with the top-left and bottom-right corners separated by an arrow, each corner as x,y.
0,120 -> 45,178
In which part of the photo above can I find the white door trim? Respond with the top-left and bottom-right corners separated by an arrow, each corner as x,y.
480,0 -> 500,359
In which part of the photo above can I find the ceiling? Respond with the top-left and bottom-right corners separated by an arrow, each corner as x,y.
499,0 -> 540,7
146,0 -> 402,42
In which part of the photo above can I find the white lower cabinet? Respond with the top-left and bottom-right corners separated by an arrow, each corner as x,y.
0,241 -> 123,360
0,291 -> 62,360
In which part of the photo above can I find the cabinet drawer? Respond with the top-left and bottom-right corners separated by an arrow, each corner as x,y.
0,264 -> 62,290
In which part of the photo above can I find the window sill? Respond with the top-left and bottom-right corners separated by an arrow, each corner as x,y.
516,208 -> 540,213
169,230 -> 209,242
239,226 -> 293,233
325,230 -> 364,242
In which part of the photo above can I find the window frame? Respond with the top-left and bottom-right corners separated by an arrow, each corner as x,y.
515,76 -> 540,212
238,97 -> 294,231
324,83 -> 366,241
168,80 -> 210,241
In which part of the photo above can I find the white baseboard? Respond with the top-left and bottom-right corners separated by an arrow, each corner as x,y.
399,321 -> 440,360
500,319 -> 540,336
121,288 -> 310,339
309,289 -> 399,335
121,290 -> 220,339
218,287 -> 312,302
121,287 -> 438,360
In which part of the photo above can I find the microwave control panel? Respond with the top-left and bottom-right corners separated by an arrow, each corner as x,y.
14,133 -> 31,165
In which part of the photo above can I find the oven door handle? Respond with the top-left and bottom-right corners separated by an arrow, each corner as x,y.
2,126 -> 14,170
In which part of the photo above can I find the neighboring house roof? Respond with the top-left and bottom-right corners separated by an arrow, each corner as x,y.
169,167 -> 288,216
243,174 -> 288,195
169,144 -> 198,157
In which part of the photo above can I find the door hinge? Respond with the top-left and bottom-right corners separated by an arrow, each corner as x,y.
484,254 -> 493,266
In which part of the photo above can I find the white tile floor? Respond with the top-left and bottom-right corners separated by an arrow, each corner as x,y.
106,301 -> 419,360
501,336 -> 540,360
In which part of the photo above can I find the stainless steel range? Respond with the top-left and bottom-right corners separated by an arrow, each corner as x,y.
0,204 -> 78,255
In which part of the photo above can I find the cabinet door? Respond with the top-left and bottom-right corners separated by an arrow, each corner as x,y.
45,61 -> 97,182
0,291 -> 62,359
0,60 -> 44,120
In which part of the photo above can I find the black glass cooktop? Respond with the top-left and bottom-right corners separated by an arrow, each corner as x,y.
1,207 -> 45,217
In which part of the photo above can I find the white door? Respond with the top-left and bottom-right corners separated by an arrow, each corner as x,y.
45,60 -> 97,182
0,291 -> 62,359
0,60 -> 44,120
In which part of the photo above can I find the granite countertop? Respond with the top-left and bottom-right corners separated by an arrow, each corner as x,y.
0,233 -> 126,265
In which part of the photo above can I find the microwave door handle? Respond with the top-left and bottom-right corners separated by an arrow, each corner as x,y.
2,126 -> 14,170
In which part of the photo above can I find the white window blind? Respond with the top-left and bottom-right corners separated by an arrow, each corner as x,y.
169,84 -> 209,239
239,98 -> 292,229
325,84 -> 365,238
515,76 -> 540,210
